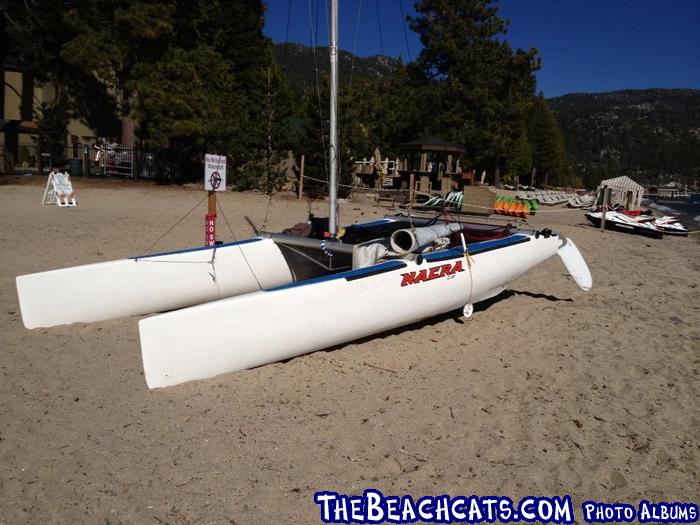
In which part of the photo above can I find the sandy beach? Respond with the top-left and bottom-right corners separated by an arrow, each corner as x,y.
0,177 -> 698,524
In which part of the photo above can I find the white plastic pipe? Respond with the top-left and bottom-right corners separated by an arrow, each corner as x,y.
390,223 -> 464,254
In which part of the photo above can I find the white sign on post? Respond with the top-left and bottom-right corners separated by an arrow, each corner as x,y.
204,154 -> 227,192
42,170 -> 77,207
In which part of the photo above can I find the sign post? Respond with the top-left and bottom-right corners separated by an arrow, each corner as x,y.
601,185 -> 608,232
204,154 -> 226,246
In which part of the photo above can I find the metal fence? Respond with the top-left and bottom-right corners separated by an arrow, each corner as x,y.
1,143 -> 137,178
2,143 -> 228,186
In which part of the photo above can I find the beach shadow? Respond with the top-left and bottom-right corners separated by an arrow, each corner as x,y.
472,289 -> 573,313
506,289 -> 574,303
278,310 -> 467,366
277,290 -> 576,367
310,291 -> 572,357
244,216 -> 259,235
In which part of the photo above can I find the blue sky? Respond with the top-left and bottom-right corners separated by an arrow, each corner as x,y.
262,0 -> 700,97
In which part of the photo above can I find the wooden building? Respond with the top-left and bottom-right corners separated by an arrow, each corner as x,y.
352,137 -> 474,195
597,175 -> 646,211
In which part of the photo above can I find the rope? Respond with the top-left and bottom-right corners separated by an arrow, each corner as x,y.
298,173 -> 594,213
142,194 -> 208,253
459,233 -> 475,306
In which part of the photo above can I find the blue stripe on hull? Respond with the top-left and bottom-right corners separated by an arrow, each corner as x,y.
265,260 -> 407,292
264,233 -> 532,292
131,237 -> 263,260
423,234 -> 530,262
345,219 -> 396,228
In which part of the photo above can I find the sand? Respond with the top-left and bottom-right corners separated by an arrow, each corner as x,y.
0,177 -> 698,524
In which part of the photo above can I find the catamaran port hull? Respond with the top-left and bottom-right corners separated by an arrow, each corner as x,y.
16,238 -> 293,329
14,217 -> 416,329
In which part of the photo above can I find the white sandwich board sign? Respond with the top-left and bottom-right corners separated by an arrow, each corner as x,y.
204,154 -> 226,192
42,170 -> 77,207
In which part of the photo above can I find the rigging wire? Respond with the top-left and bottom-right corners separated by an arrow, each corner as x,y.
308,0 -> 330,183
216,198 -> 263,290
397,0 -> 413,61
282,0 -> 293,71
258,192 -> 274,232
336,0 -> 364,228
141,194 -> 208,253
259,66 -> 277,232
259,0 -> 297,232
374,0 -> 385,57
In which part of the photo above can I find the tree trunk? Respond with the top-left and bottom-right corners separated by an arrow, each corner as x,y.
121,114 -> 135,146
493,159 -> 501,188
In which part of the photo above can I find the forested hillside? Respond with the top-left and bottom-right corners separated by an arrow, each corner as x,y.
272,43 -> 397,93
549,89 -> 700,189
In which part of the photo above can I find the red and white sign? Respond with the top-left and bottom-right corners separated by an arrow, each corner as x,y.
205,213 -> 216,247
204,154 -> 226,192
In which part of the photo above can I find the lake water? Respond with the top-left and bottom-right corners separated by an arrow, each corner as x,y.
648,201 -> 700,231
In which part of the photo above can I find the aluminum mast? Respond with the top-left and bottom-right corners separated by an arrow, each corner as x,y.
328,0 -> 339,236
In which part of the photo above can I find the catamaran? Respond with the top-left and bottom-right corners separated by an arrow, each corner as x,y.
16,0 -> 592,388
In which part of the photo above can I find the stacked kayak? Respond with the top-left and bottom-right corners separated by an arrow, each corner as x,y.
494,196 -> 538,218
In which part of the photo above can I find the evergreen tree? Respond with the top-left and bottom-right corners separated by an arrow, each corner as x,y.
408,0 -> 539,179
527,94 -> 569,186
507,126 -> 533,184
5,0 -> 296,183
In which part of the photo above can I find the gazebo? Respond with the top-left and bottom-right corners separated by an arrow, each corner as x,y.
597,176 -> 646,211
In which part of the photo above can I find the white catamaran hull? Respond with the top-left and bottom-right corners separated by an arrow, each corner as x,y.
16,238 -> 292,329
140,233 -> 591,388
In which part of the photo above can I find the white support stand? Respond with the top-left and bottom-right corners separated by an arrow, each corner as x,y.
43,171 -> 77,207
462,303 -> 474,318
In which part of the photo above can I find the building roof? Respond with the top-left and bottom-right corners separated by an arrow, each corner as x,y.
598,175 -> 645,192
399,136 -> 465,153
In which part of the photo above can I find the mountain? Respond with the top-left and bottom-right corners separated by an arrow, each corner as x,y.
548,89 -> 700,189
273,42 -> 398,93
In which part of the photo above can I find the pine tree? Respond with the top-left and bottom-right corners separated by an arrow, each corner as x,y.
507,127 -> 533,184
5,0 -> 296,183
408,0 -> 539,178
527,94 -> 569,186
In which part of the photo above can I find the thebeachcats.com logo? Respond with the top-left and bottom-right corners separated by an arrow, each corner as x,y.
313,490 -> 699,524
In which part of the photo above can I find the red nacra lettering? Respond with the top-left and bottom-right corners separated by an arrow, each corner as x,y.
400,260 -> 465,287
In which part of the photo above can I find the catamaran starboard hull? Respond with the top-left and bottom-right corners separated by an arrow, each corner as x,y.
139,233 -> 591,388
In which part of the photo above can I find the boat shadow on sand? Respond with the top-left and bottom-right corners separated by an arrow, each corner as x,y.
301,289 -> 575,361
